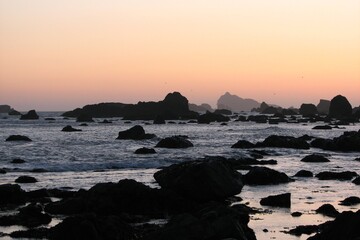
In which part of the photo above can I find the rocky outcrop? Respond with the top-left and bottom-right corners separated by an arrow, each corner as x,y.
299,104 -> 317,116
311,130 -> 360,152
76,114 -> 94,122
6,135 -> 32,141
301,154 -> 330,162
329,95 -> 352,118
8,109 -> 21,115
155,136 -> 193,148
315,171 -> 358,180
116,125 -> 155,140
317,99 -> 330,114
315,204 -> 339,218
294,170 -> 313,177
15,176 -> 38,183
339,196 -> 360,206
188,103 -> 213,113
260,193 -> 291,208
20,110 -> 39,120
0,105 -> 11,113
231,140 -> 256,148
134,147 -> 156,154
243,167 -> 293,185
313,125 -> 332,130
217,92 -> 260,112
154,160 -> 243,202
61,126 -> 82,132
257,135 -> 310,149
197,111 -> 230,124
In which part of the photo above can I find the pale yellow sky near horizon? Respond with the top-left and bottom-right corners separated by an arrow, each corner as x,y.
0,0 -> 359,110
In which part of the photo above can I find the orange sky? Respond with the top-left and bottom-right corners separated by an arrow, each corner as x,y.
1,0 -> 359,111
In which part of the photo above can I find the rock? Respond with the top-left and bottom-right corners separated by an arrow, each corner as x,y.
217,92 -> 260,112
99,119 -> 112,124
8,203 -> 51,227
0,184 -> 26,206
153,115 -> 166,124
10,228 -> 49,239
315,171 -> 358,180
225,158 -> 277,170
154,160 -> 243,202
116,125 -> 156,140
248,115 -> 268,123
260,193 -> 291,208
5,135 -> 32,141
317,99 -> 331,115
282,108 -> 298,115
316,204 -> 339,217
0,104 -> 11,113
339,196 -> 360,206
11,158 -> 26,164
8,109 -> 21,115
353,177 -> 360,185
243,166 -> 293,185
261,106 -> 279,114
214,109 -> 232,115
134,147 -> 156,154
76,114 -> 94,122
299,104 -> 317,116
294,170 -> 313,177
49,213 -> 135,240
45,117 -> 56,121
20,110 -> 39,120
308,210 -> 360,240
61,125 -> 82,132
301,154 -> 330,162
311,131 -> 360,152
256,135 -> 310,149
189,103 -> 214,113
313,125 -> 332,130
198,111 -> 230,124
79,123 -> 88,126
284,225 -> 319,236
231,140 -> 255,148
15,176 -> 38,183
291,212 -> 303,217
156,136 -> 193,148
329,95 -> 353,119
0,169 -> 6,174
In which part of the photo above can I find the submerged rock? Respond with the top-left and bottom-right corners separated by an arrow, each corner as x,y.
315,171 -> 358,180
117,125 -> 155,140
134,147 -> 156,154
155,136 -> 193,148
6,135 -> 32,141
231,140 -> 255,148
61,125 -> 82,132
15,176 -> 38,183
154,160 -> 243,202
301,154 -> 330,163
11,158 -> 26,164
20,110 -> 39,120
243,166 -> 293,185
260,193 -> 291,208
313,125 -> 332,130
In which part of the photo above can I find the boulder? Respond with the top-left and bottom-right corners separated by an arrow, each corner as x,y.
301,154 -> 330,162
231,140 -> 255,148
154,160 -> 243,202
214,109 -> 232,115
6,135 -> 32,141
76,114 -> 94,122
99,119 -> 112,124
155,136 -> 193,148
339,196 -> 360,206
62,125 -> 82,132
260,193 -> 291,208
20,110 -> 39,120
315,204 -> 339,218
116,125 -> 155,140
0,169 -> 6,174
311,131 -> 360,152
284,225 -> 319,236
8,109 -> 21,115
329,95 -> 352,118
15,176 -> 38,183
256,135 -> 310,149
197,111 -> 230,124
317,99 -> 330,115
299,104 -> 317,116
294,170 -> 313,177
243,166 -> 293,185
11,158 -> 26,164
315,171 -> 358,180
134,147 -> 156,154
0,184 -> 26,205
353,177 -> 360,185
312,125 -> 332,130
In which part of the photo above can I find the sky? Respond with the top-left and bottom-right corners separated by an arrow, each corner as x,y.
0,0 -> 359,111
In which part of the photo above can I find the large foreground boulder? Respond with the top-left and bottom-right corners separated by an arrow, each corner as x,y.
154,160 -> 243,202
260,193 -> 291,208
243,166 -> 293,185
329,95 -> 352,119
117,125 -> 155,140
20,110 -> 39,120
155,136 -> 193,148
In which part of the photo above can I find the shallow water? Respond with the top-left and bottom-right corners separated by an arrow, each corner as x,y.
0,112 -> 359,239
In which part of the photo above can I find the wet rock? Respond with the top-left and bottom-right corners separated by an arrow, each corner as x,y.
301,154 -> 330,163
339,196 -> 360,206
5,135 -> 32,141
260,193 -> 291,208
227,158 -> 277,169
316,204 -> 339,218
243,166 -> 293,185
256,135 -> 310,149
299,104 -> 317,116
117,125 -> 156,140
20,110 -> 39,120
0,184 -> 26,206
198,111 -> 230,124
294,170 -> 313,177
156,136 -> 193,148
10,228 -> 49,239
248,115 -> 268,123
30,168 -> 47,173
313,125 -> 332,130
49,213 -> 135,240
153,115 -> 165,124
231,140 -> 255,148
0,169 -> 6,174
291,211 -> 303,217
329,95 -> 353,119
154,160 -> 243,202
311,130 -> 360,152
15,176 -> 38,183
135,147 -> 156,154
62,125 -> 82,132
45,117 -> 55,121
11,158 -> 26,164
99,119 -> 112,124
315,171 -> 358,180
308,210 -> 360,240
298,134 -> 314,141
284,225 -> 319,236
8,109 -> 21,115
79,123 -> 88,126
76,114 -> 94,122
353,177 -> 360,185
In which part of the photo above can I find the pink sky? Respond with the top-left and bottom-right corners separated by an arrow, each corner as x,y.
1,0 -> 359,111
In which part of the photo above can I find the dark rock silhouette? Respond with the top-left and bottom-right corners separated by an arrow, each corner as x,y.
282,108 -> 298,115
63,92 -> 198,120
317,99 -> 330,114
99,119 -> 112,124
339,196 -> 360,206
231,140 -> 255,148
153,115 -> 165,124
261,106 -> 279,114
316,171 -> 358,180
156,136 -> 193,148
260,193 -> 291,208
299,104 -> 317,116
329,95 -> 352,118
311,130 -> 360,152
8,109 -> 21,115
117,125 -> 155,140
217,92 -> 260,111
294,170 -> 313,177
0,184 -> 26,205
257,135 -> 310,149
243,167 -> 293,185
0,105 -> 11,113
315,204 -> 339,218
197,111 -> 230,124
248,115 -> 268,123
188,103 -> 213,113
61,125 -> 82,132
134,147 -> 156,154
301,154 -> 330,162
284,225 -> 319,236
20,110 -> 39,120
214,109 -> 232,115
313,125 -> 332,130
353,177 -> 360,185
15,176 -> 38,183
76,114 -> 94,122
154,160 -> 243,202
308,210 -> 360,240
11,158 -> 26,164
6,135 -> 32,141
